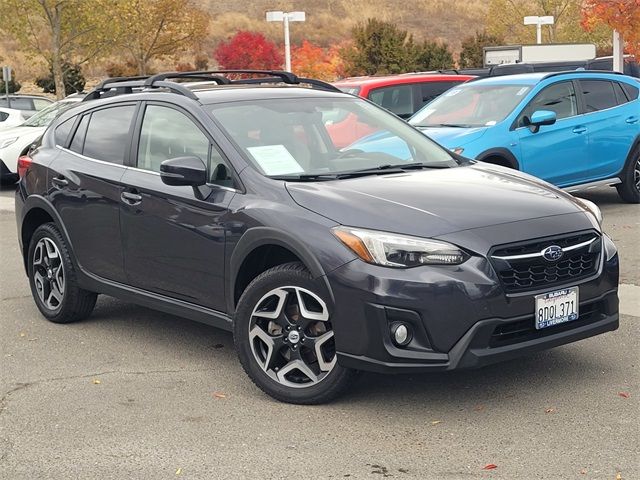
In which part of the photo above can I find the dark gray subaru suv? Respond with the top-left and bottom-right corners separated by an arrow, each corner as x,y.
15,71 -> 619,404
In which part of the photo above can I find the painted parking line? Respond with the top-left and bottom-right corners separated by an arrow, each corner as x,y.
0,195 -> 14,213
619,284 -> 640,317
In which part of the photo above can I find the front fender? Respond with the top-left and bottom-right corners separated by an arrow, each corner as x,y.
228,226 -> 340,314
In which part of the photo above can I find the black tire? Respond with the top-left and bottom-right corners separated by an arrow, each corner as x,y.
27,223 -> 97,323
234,262 -> 357,404
616,145 -> 640,203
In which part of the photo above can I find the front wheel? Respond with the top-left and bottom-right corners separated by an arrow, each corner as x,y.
234,262 -> 357,404
616,146 -> 640,203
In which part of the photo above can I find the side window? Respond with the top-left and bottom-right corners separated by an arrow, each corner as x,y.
612,82 -> 628,105
621,82 -> 639,101
0,111 -> 8,122
69,114 -> 89,154
137,104 -> 233,186
83,105 -> 136,163
518,82 -> 577,127
33,98 -> 53,111
419,81 -> 459,107
368,84 -> 415,118
579,80 -> 617,112
54,118 -> 74,147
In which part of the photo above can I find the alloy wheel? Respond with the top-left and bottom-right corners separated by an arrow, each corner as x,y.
32,237 -> 65,311
249,286 -> 336,388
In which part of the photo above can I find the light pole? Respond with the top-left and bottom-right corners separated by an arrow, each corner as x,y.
266,11 -> 306,72
524,15 -> 554,44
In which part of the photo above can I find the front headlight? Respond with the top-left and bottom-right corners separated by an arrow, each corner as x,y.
0,137 -> 18,149
332,226 -> 469,267
575,197 -> 603,226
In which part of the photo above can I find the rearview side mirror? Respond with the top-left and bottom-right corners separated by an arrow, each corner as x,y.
160,156 -> 207,187
527,110 -> 557,133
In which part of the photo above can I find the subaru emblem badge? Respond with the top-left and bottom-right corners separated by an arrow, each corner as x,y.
542,245 -> 564,262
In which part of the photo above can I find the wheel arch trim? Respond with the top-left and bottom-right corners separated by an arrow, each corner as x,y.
476,148 -> 520,169
20,195 -> 79,273
228,227 -> 334,314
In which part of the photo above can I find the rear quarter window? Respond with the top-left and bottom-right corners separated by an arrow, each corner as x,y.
620,82 -> 639,101
54,118 -> 75,147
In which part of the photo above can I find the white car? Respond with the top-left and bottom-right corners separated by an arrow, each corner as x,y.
0,98 -> 81,183
0,107 -> 27,130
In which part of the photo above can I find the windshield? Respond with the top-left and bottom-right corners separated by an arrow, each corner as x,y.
409,84 -> 532,127
209,97 -> 456,179
22,101 -> 77,127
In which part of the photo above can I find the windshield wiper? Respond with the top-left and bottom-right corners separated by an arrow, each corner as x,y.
270,163 -> 451,182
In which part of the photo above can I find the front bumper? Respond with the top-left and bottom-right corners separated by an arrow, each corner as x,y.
328,240 -> 619,374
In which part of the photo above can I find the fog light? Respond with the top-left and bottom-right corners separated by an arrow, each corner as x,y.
390,322 -> 412,346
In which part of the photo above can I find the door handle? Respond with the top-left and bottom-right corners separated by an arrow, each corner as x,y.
51,176 -> 68,188
626,116 -> 639,124
572,126 -> 587,134
121,191 -> 142,205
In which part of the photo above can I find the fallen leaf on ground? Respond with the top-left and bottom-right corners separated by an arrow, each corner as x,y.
473,405 -> 485,411
482,464 -> 497,470
212,392 -> 226,399
618,392 -> 630,399
175,467 -> 182,475
431,420 -> 441,425
545,408 -> 556,413
92,379 -> 101,384
616,473 -> 622,480
19,332 -> 26,337
580,468 -> 587,474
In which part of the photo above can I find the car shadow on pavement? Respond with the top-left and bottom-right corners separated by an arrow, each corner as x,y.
84,296 -> 610,409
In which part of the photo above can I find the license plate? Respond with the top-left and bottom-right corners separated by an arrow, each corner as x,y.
534,287 -> 579,330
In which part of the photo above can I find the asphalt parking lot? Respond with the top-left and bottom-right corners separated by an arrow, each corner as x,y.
0,184 -> 638,479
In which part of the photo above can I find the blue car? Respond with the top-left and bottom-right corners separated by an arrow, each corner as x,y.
354,71 -> 640,203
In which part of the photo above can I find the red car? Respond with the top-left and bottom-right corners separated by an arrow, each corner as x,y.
329,72 -> 474,148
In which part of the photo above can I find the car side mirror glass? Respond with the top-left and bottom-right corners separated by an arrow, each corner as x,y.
160,156 -> 207,187
528,110 -> 557,133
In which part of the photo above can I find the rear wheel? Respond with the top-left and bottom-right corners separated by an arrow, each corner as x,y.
28,223 -> 97,323
616,146 -> 640,203
234,262 -> 357,404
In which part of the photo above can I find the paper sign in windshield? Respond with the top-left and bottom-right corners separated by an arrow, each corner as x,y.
246,145 -> 304,176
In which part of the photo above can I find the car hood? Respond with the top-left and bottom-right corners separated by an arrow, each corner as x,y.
286,164 -> 586,239
0,125 -> 44,142
416,126 -> 488,148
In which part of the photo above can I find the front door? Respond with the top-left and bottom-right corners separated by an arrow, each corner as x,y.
515,81 -> 589,187
119,102 -> 236,312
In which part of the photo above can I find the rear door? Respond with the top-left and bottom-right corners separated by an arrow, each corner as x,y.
119,102 -> 236,311
514,80 -> 589,186
50,103 -> 137,282
576,79 -> 639,181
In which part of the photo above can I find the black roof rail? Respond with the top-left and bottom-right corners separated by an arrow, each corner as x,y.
83,69 -> 341,102
146,69 -> 341,92
542,69 -> 626,80
83,77 -> 201,101
438,69 -> 460,74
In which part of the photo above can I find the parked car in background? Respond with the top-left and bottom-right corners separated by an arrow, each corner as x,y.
16,70 -> 618,404
334,72 -> 475,118
0,95 -> 54,118
457,56 -> 640,79
0,97 -> 81,183
406,71 -> 640,203
329,72 -> 474,147
0,107 -> 27,130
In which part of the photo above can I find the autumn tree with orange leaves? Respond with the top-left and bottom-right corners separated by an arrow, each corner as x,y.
291,41 -> 342,81
582,0 -> 640,57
